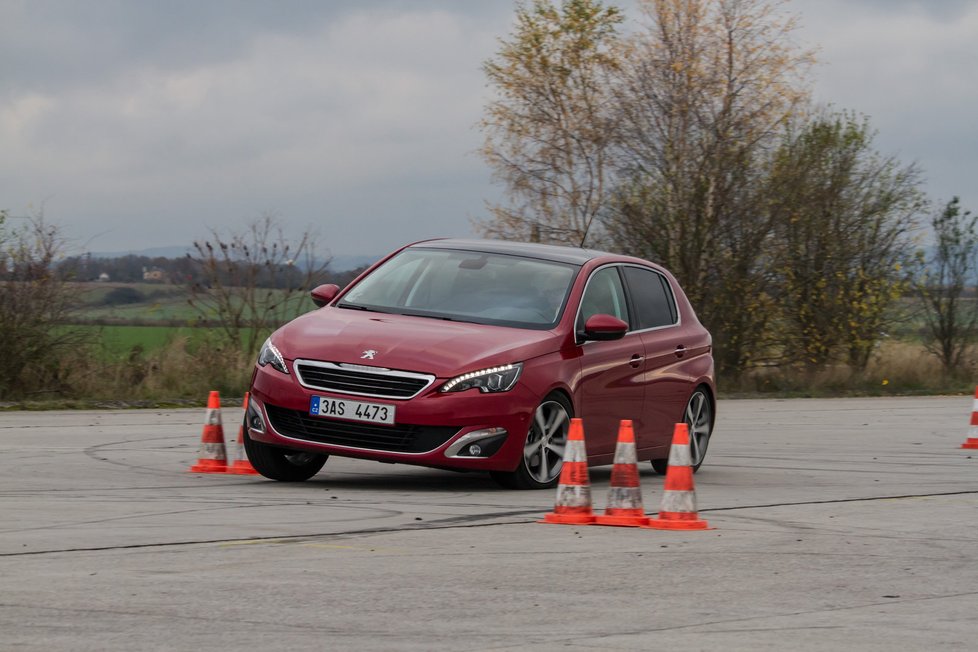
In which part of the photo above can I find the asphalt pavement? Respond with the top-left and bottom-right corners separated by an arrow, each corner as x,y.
1,396 -> 976,651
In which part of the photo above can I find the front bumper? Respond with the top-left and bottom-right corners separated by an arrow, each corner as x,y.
248,363 -> 540,472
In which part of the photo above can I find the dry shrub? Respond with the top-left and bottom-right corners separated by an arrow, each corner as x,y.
730,340 -> 975,396
31,334 -> 254,404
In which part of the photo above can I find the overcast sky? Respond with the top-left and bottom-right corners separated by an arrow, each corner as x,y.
1,0 -> 975,262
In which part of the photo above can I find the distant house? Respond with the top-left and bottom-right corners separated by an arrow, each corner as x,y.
142,267 -> 166,282
97,272 -> 110,282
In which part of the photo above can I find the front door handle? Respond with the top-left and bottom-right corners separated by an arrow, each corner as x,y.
629,354 -> 644,368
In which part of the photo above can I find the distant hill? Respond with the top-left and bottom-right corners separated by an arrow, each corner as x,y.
330,254 -> 379,271
89,246 -> 193,259
87,247 -> 378,272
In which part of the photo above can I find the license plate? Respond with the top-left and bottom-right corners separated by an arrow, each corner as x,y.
309,396 -> 395,425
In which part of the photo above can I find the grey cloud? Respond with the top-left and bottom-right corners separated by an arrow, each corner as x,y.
1,1 -> 512,254
1,0 -> 974,256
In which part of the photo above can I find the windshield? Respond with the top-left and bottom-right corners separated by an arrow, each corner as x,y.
339,247 -> 578,329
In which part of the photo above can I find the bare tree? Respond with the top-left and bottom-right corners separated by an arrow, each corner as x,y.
479,0 -> 624,246
607,0 -> 814,374
916,197 -> 978,373
187,215 -> 331,354
0,209 -> 84,398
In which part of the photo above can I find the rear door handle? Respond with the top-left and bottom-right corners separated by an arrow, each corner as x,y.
675,345 -> 686,358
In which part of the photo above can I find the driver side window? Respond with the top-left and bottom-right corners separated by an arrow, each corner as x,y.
577,266 -> 629,331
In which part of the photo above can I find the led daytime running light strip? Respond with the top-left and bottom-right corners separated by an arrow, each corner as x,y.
441,364 -> 518,392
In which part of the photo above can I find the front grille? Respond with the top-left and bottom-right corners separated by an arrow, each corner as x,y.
265,404 -> 459,454
294,360 -> 434,399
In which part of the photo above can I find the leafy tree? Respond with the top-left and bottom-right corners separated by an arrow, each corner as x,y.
102,286 -> 147,306
187,215 -> 331,354
916,197 -> 978,373
479,0 -> 624,246
767,112 -> 923,370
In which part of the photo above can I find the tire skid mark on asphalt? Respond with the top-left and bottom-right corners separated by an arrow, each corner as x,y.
6,486 -> 974,559
0,499 -> 408,536
701,488 -> 978,513
700,512 -> 978,545
0,484 -> 257,495
525,589 -> 978,648
0,601 -> 418,638
0,488 -> 527,516
1,502 -> 530,541
0,511 -> 545,558
706,461 -> 974,474
82,436 -> 202,477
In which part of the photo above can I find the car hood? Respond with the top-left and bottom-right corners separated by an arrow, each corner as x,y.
273,307 -> 561,377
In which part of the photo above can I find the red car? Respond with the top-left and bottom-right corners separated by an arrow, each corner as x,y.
244,238 -> 715,489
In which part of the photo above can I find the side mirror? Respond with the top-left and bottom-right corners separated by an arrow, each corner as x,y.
582,314 -> 628,341
310,284 -> 340,308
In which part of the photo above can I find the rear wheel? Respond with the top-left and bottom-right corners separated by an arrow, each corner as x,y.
651,386 -> 713,475
244,426 -> 328,481
491,393 -> 572,490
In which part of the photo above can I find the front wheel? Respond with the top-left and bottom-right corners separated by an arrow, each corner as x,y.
244,426 -> 328,482
491,393 -> 572,490
651,387 -> 713,475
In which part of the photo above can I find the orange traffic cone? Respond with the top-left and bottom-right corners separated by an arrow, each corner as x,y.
540,418 -> 596,525
644,423 -> 711,530
595,420 -> 648,527
189,391 -> 228,473
227,392 -> 259,475
962,387 -> 978,450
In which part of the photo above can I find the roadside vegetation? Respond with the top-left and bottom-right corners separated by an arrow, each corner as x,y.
2,0 -> 976,405
0,211 -> 364,405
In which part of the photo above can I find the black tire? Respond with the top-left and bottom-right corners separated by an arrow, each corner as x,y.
244,426 -> 328,482
491,392 -> 573,490
650,457 -> 669,475
651,386 -> 713,475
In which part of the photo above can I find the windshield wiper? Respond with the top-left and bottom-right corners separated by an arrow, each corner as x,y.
337,302 -> 388,313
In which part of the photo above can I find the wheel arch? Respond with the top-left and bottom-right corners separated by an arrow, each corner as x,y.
692,381 -> 717,428
543,386 -> 576,416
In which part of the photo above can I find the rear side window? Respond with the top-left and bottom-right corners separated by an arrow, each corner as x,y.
622,266 -> 677,329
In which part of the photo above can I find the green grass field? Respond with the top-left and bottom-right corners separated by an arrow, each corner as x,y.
62,282 -> 316,359
69,281 -> 316,324
69,324 -> 218,358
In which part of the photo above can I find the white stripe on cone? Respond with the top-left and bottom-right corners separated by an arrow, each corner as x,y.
606,486 -> 642,510
564,438 -> 586,462
659,489 -> 697,513
613,441 -> 637,464
668,441 -> 692,466
555,484 -> 592,508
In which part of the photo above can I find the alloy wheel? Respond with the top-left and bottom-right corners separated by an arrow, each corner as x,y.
684,389 -> 712,468
523,399 -> 570,484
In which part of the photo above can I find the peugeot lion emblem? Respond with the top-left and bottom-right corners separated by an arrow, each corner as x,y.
361,349 -> 378,360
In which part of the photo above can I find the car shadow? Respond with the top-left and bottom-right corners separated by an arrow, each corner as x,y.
286,464 -> 633,493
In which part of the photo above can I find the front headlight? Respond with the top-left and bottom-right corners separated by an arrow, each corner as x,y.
257,337 -> 289,374
440,363 -> 522,393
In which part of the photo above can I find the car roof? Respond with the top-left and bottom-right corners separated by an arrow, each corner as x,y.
409,238 -> 609,266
